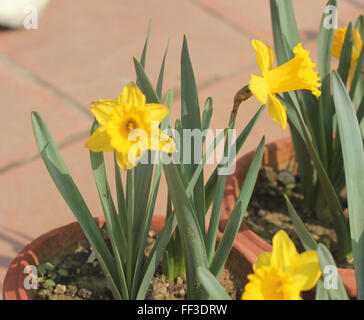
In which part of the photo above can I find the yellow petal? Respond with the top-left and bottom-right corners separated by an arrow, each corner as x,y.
271,230 -> 299,274
268,93 -> 287,131
91,100 -> 117,125
332,26 -> 347,60
148,130 -> 177,153
249,74 -> 269,104
253,252 -> 272,271
291,251 -> 322,291
115,150 -> 138,170
146,103 -> 170,123
117,82 -> 146,106
85,126 -> 113,152
252,40 -> 274,74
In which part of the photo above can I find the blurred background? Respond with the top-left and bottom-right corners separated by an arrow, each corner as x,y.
0,0 -> 362,298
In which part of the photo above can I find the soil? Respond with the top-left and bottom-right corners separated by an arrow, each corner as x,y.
244,165 -> 353,269
35,228 -> 243,300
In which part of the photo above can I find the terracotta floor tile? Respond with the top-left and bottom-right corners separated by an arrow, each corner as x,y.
0,0 -> 255,109
0,57 -> 91,170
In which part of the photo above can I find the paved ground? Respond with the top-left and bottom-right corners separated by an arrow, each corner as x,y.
0,0 -> 362,298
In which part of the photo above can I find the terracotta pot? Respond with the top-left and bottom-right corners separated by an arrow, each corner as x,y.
3,215 -> 252,300
219,137 -> 357,299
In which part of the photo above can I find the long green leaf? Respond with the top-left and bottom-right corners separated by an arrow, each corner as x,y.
332,71 -> 364,299
284,194 -> 317,251
197,267 -> 232,300
31,111 -> 121,299
277,0 -> 300,49
180,35 -> 205,237
163,163 -> 209,299
317,244 -> 349,300
210,137 -> 265,277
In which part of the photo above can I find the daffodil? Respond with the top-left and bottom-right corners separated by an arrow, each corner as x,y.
242,230 -> 322,300
249,40 -> 321,131
85,82 -> 176,170
332,26 -> 363,82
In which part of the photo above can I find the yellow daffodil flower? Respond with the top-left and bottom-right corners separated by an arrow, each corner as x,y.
242,230 -> 322,300
249,40 -> 321,131
332,26 -> 363,82
85,82 -> 176,170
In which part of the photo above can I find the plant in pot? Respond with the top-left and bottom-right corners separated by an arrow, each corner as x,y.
3,24 -> 271,300
220,0 -> 364,299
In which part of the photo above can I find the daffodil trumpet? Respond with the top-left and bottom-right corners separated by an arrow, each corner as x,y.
249,40 -> 321,131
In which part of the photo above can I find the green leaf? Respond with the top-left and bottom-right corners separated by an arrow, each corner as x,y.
332,71 -> 364,299
163,163 -> 209,299
45,279 -> 56,287
284,194 -> 317,251
337,23 -> 353,85
133,57 -> 161,104
156,39 -> 170,99
43,262 -> 55,271
180,36 -> 205,235
349,42 -> 364,101
270,0 -> 290,65
277,0 -> 300,49
201,97 -> 213,132
315,278 -> 330,300
57,269 -> 68,277
139,20 -> 151,69
317,244 -> 349,300
197,267 -> 232,300
38,264 -> 46,276
31,111 -> 122,299
210,137 -> 265,277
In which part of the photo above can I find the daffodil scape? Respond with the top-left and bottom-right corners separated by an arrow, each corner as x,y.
249,40 -> 322,131
242,230 -> 322,300
85,82 -> 176,170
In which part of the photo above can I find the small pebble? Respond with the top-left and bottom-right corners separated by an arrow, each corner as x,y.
78,288 -> 92,299
67,285 -> 78,297
54,284 -> 66,295
278,170 -> 295,185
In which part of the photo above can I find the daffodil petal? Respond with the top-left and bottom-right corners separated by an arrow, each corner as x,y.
271,230 -> 299,273
146,103 -> 170,123
85,126 -> 113,152
249,74 -> 269,104
268,93 -> 287,131
115,150 -> 138,170
252,40 -> 274,74
118,82 -> 146,106
291,251 -> 322,291
91,100 -> 117,125
148,130 -> 176,153
253,252 -> 272,271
